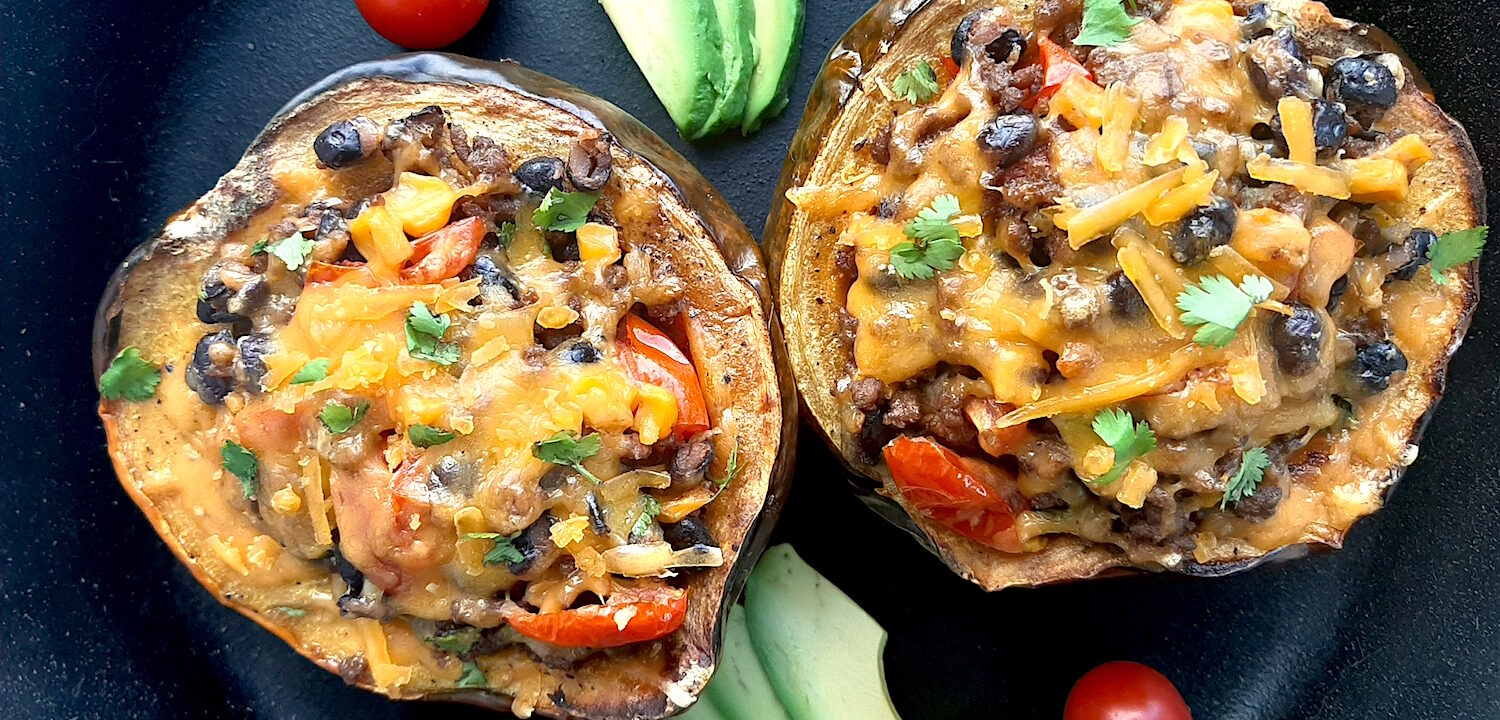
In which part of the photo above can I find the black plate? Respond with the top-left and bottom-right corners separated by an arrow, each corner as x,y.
2,1 -> 1496,718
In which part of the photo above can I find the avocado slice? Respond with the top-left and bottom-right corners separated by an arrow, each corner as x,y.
741,0 -> 805,134
701,604 -> 794,720
697,0 -> 757,137
744,546 -> 902,720
600,0 -> 726,138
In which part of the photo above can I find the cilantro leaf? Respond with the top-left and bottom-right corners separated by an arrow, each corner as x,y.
1428,226 -> 1487,285
409,424 -> 456,448
221,441 -> 259,499
497,221 -> 517,247
290,358 -> 330,385
713,443 -> 741,488
267,232 -> 315,271
319,400 -> 369,434
100,347 -> 161,401
891,195 -> 967,280
904,194 -> 963,243
629,495 -> 663,541
533,431 -> 604,484
892,60 -> 940,104
250,239 -> 270,255
533,188 -> 599,232
1075,0 -> 1142,47
1175,275 -> 1271,348
1220,446 -> 1271,509
1090,408 -> 1156,485
405,302 -> 461,365
272,606 -> 307,618
456,660 -> 487,689
426,626 -> 481,655
463,532 -> 526,566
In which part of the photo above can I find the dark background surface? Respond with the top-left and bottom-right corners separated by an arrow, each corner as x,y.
3,1 -> 1497,718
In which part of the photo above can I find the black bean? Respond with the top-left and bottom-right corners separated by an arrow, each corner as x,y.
584,492 -> 611,536
1326,55 -> 1399,128
1241,3 -> 1273,39
951,12 -> 984,64
670,440 -> 715,489
663,513 -> 718,550
1105,271 -> 1147,319
514,157 -> 566,195
1391,227 -> 1436,281
1269,99 -> 1348,159
1268,304 -> 1324,375
234,333 -> 272,392
982,28 -> 1026,67
977,114 -> 1038,168
557,340 -> 600,364
508,513 -> 557,575
1171,197 -> 1237,265
1354,340 -> 1407,392
313,118 -> 377,169
185,331 -> 236,404
1247,28 -> 1318,100
566,135 -> 613,192
468,254 -> 521,306
1326,275 -> 1348,311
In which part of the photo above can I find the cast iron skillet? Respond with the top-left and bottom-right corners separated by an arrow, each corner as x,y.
1,1 -> 1496,718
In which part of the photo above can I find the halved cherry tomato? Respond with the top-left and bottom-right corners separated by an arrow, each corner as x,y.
940,56 -> 961,80
503,585 -> 689,648
882,436 -> 1027,553
354,0 -> 490,50
617,314 -> 710,441
401,216 -> 486,284
305,260 -> 377,286
1064,661 -> 1192,720
1025,36 -> 1092,109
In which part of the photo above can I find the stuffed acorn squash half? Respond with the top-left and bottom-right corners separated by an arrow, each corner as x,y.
93,54 -> 794,719
768,0 -> 1484,590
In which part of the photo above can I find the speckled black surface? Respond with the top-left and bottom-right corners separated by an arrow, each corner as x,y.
2,1 -> 1496,718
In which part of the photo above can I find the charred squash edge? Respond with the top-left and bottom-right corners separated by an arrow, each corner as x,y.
93,53 -> 797,719
764,0 -> 1483,590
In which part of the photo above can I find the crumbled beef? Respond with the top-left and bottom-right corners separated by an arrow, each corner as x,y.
534,318 -> 585,350
851,377 -> 888,412
1029,492 -> 1069,511
985,144 -> 1061,213
834,245 -> 857,282
669,440 -> 715,489
337,655 -> 371,685
885,391 -> 922,428
1119,487 -> 1197,551
1231,483 -> 1283,520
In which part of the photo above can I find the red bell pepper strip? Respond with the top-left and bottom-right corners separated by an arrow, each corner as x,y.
503,585 -> 689,648
1025,36 -> 1092,109
883,436 -> 1027,553
616,314 -> 710,441
400,216 -> 486,284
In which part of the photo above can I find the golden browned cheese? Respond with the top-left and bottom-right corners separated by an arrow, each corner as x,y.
96,57 -> 793,720
771,0 -> 1483,588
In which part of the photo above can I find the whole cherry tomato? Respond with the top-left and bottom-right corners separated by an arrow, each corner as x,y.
1064,661 -> 1193,720
354,0 -> 490,49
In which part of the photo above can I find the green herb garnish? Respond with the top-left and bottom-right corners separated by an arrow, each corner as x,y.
629,495 -> 663,541
1427,226 -> 1488,285
463,532 -> 526,566
426,626 -> 482,654
271,606 -> 307,618
456,660 -> 487,688
1075,0 -> 1142,47
713,443 -> 742,489
409,424 -> 456,448
221,440 -> 259,499
1221,447 -> 1271,509
533,188 -> 599,232
266,232 -> 315,272
99,347 -> 161,401
1090,408 -> 1156,485
405,301 -> 461,365
892,59 -> 940,104
532,431 -> 604,484
891,194 -> 966,280
1175,274 -> 1274,348
318,400 -> 369,434
289,358 -> 330,385
497,221 -> 517,247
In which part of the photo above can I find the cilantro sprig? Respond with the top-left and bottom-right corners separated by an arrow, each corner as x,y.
256,232 -> 315,271
1221,446 -> 1271,509
290,358 -> 330,385
463,531 -> 525,566
892,60 -> 940,104
713,443 -> 741,489
405,301 -> 461,365
1075,0 -> 1142,47
891,194 -> 966,280
221,440 -> 259,499
1090,408 -> 1156,485
456,660 -> 487,689
1176,275 -> 1274,348
426,626 -> 481,655
497,221 -> 517,247
533,431 -> 604,484
100,347 -> 161,401
629,495 -> 663,541
533,188 -> 599,232
409,424 -> 456,448
319,400 -> 369,434
1427,226 -> 1487,285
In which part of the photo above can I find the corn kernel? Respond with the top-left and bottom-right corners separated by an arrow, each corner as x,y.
576,222 -> 621,264
270,486 -> 303,514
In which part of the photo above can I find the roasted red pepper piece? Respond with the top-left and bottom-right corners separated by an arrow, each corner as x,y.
503,585 -> 689,648
1025,36 -> 1092,109
883,435 -> 1027,553
617,314 -> 710,441
400,216 -> 486,284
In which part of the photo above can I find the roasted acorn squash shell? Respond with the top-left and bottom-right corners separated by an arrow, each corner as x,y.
765,0 -> 1484,590
93,53 -> 796,719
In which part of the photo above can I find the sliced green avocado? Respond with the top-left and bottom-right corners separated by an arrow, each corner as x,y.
703,604 -> 794,720
600,0 -> 726,138
744,546 -> 902,720
741,0 -> 805,134
697,0 -> 757,138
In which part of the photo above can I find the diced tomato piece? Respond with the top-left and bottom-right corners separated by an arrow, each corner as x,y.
305,261 -> 377,286
503,585 -> 688,648
400,216 -> 486,284
1025,36 -> 1092,109
883,436 -> 1027,553
617,314 -> 710,441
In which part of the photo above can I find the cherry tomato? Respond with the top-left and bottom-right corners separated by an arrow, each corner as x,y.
1025,35 -> 1092,109
882,436 -> 1027,553
401,216 -> 486,284
1064,661 -> 1193,720
503,585 -> 689,648
354,0 -> 490,49
617,314 -> 710,441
